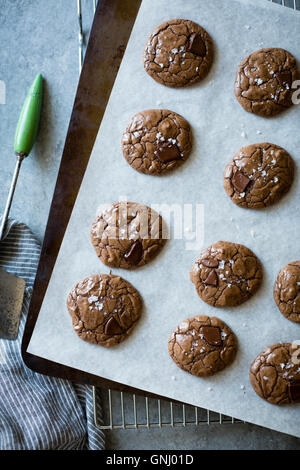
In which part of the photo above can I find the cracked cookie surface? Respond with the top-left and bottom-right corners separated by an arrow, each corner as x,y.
122,109 -> 192,175
274,261 -> 300,323
250,343 -> 300,405
223,143 -> 294,209
143,19 -> 213,88
190,241 -> 262,307
234,48 -> 298,117
90,201 -> 166,269
168,315 -> 237,377
67,274 -> 142,347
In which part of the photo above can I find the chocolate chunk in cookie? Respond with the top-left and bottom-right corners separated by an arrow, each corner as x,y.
124,240 -> 143,265
168,316 -> 237,377
156,142 -> 181,163
250,343 -> 300,405
121,109 -> 192,175
202,258 -> 219,268
104,316 -> 123,335
274,261 -> 300,323
90,201 -> 166,269
224,143 -> 294,209
204,270 -> 218,287
199,325 -> 222,347
288,381 -> 300,402
190,241 -> 262,307
234,48 -> 298,117
188,34 -> 206,56
231,170 -> 250,194
143,19 -> 214,88
67,274 -> 142,347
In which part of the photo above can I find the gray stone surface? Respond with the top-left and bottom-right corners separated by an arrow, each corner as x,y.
0,0 -> 93,241
0,0 -> 299,449
106,424 -> 300,450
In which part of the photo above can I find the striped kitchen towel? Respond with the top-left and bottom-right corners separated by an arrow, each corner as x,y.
0,219 -> 105,450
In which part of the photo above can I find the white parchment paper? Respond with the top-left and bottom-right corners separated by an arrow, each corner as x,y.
28,0 -> 300,437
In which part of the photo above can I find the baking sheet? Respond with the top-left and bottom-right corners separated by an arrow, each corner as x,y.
28,0 -> 300,437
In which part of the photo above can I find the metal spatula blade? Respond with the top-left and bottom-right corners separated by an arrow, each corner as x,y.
0,268 -> 26,340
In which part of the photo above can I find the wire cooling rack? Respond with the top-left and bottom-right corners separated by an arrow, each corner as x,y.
77,0 -> 300,430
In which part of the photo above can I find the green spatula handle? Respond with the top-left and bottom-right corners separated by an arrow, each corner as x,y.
14,73 -> 43,157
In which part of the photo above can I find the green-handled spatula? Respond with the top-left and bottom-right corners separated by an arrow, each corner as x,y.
0,74 -> 43,340
0,73 -> 43,241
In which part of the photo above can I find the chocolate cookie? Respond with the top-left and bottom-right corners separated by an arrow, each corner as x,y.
190,241 -> 262,307
250,343 -> 300,405
274,261 -> 300,324
67,274 -> 142,347
234,48 -> 298,117
168,316 -> 237,377
121,109 -> 192,175
143,19 -> 213,88
223,143 -> 294,209
90,201 -> 166,269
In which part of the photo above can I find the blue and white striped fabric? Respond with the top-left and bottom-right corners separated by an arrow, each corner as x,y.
0,220 -> 105,450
